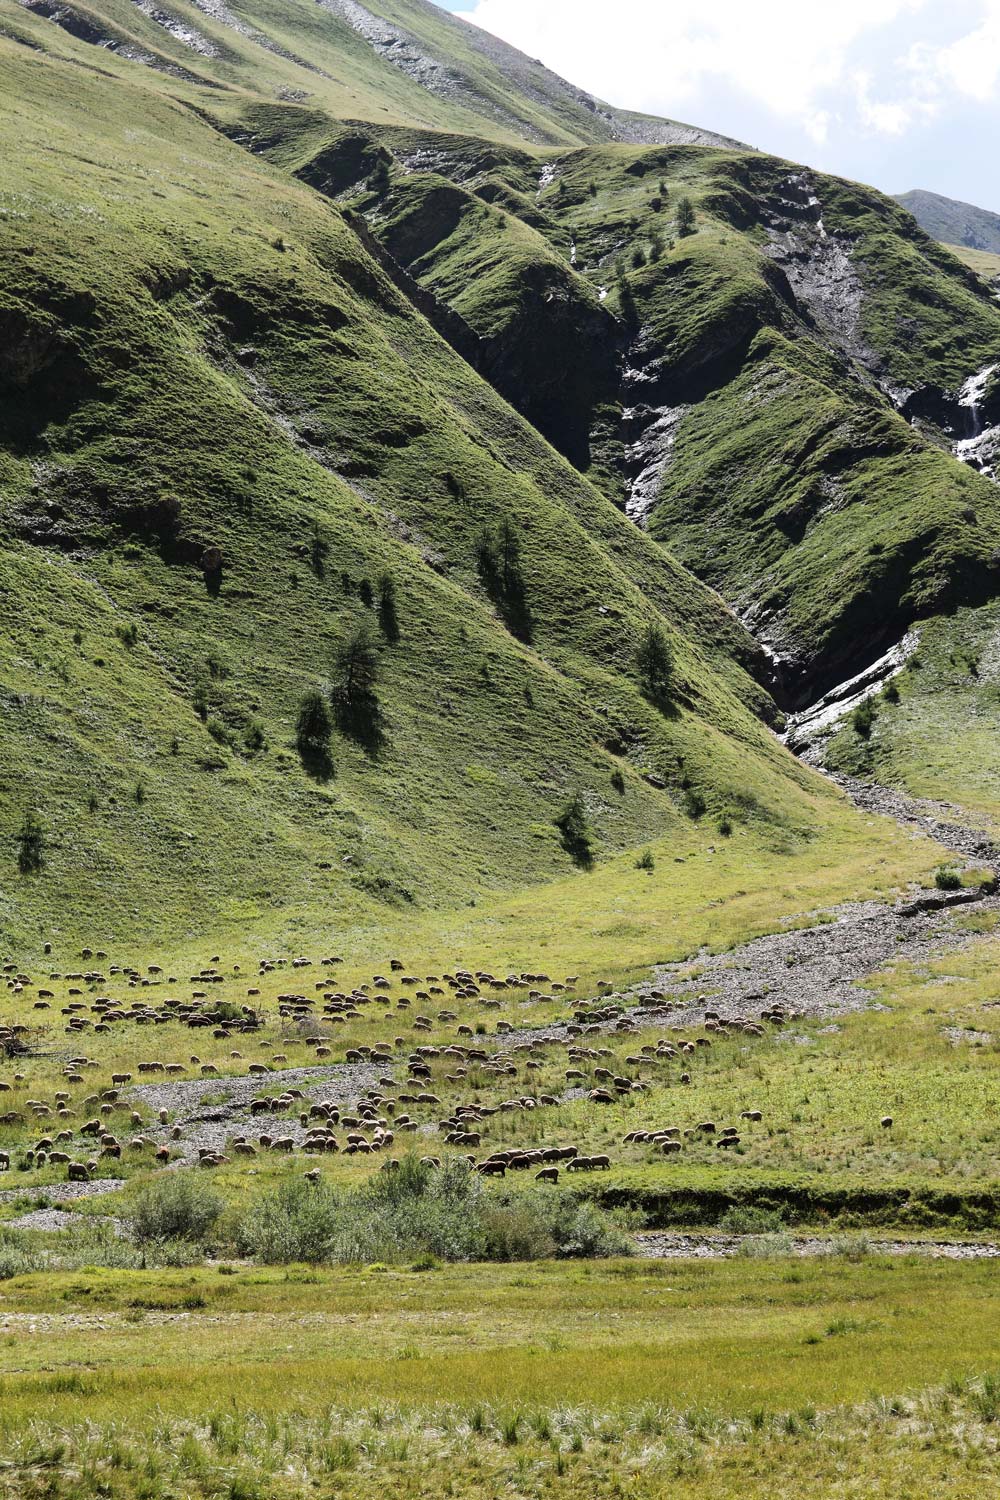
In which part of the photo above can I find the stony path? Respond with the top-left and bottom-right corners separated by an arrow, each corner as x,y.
827,771 -> 1000,865
635,1232 -> 1000,1260
130,1061 -> 384,1164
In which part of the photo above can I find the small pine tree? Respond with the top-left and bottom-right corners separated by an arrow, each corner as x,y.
333,623 -> 384,751
476,519 -> 532,642
636,621 -> 674,703
16,809 -> 44,874
377,572 -> 400,644
296,689 -> 332,755
676,196 -> 696,237
555,793 -> 594,869
368,157 -> 392,196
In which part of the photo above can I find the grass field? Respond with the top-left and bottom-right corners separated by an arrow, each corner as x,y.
1,1258 -> 999,1497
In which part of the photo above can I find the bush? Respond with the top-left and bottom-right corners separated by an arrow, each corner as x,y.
236,1159 -> 630,1265
126,1174 -> 224,1248
237,1178 -> 341,1264
0,1231 -> 40,1280
935,865 -> 962,891
851,698 -> 876,739
555,793 -> 594,868
635,849 -> 655,871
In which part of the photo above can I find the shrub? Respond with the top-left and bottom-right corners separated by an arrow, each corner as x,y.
852,698 -> 876,739
0,1231 -> 40,1280
635,849 -> 655,871
883,679 -> 900,704
718,813 -> 734,837
126,1174 -> 224,1248
682,788 -> 706,819
237,1178 -> 340,1264
635,621 -> 673,704
16,809 -> 44,874
236,1160 -> 630,1265
555,793 -> 594,868
610,768 -> 626,795
935,865 -> 962,891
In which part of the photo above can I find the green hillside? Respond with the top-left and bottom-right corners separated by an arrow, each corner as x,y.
1,20 -> 871,963
1,0 -> 998,961
896,188 -> 1000,255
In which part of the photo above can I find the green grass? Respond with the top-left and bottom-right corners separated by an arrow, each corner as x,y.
825,601 -> 1000,827
0,1259 -> 1000,1496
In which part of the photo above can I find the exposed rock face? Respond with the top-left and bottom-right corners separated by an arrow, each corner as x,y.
128,0 -> 221,56
760,172 -> 875,373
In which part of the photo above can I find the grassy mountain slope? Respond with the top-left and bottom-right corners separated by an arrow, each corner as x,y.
275,119 -> 1000,702
1,29 -> 895,963
896,188 -> 1000,255
1,0 -> 736,149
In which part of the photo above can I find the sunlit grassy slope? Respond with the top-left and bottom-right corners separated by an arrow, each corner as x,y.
0,30 -> 937,963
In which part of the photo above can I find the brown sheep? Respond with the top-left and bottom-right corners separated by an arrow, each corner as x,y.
67,1161 -> 90,1181
535,1167 -> 559,1183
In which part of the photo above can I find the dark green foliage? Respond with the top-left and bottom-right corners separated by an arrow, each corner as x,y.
332,623 -> 384,751
682,789 -> 706,819
635,849 -> 655,871
475,519 -> 532,642
16,809 -> 44,875
236,1157 -> 630,1264
718,813 -> 734,837
127,1175 -> 224,1248
676,196 -> 696,237
610,768 -> 626,795
883,680 -> 900,705
555,793 -> 594,868
935,866 -> 962,891
296,689 -> 333,777
635,621 -> 673,704
377,572 -> 400,643
631,246 -> 646,269
367,156 -> 392,197
852,699 -> 877,739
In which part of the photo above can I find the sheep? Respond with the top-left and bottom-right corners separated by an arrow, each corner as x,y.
0,1152 -> 8,1172
535,1167 -> 559,1183
67,1161 -> 90,1181
881,1116 -> 893,1129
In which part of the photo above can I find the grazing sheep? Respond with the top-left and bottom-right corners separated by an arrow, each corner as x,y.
535,1167 -> 559,1183
881,1116 -> 893,1129
0,1152 -> 8,1172
67,1161 -> 89,1181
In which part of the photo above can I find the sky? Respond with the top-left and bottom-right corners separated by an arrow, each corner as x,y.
437,0 -> 1000,210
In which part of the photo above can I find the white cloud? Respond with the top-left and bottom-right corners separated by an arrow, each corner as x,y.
458,0 -> 999,143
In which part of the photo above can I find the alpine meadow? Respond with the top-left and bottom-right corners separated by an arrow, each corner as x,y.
2,0 -> 1000,1495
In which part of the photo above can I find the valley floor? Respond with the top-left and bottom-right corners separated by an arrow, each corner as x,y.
3,763 -> 1000,1497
